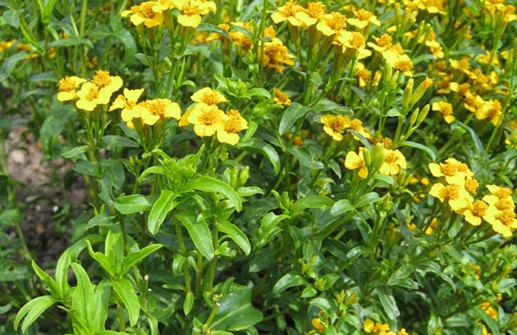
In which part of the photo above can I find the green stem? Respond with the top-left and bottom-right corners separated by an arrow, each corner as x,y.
175,219 -> 192,293
117,304 -> 126,332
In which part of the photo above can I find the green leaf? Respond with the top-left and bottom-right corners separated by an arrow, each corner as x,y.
189,176 -> 242,212
71,263 -> 96,328
291,196 -> 334,215
14,295 -> 56,333
376,286 -> 400,320
61,145 -> 89,159
3,9 -> 21,28
121,244 -> 163,275
183,291 -> 194,315
148,190 -> 179,235
288,146 -> 324,169
0,51 -> 31,82
272,273 -> 305,295
111,15 -> 137,65
211,284 -> 262,331
55,251 -> 72,296
112,278 -> 140,327
330,199 -> 353,217
217,221 -> 251,255
399,141 -> 436,161
353,192 -> 380,208
101,135 -> 139,148
0,303 -> 12,314
237,138 -> 280,175
279,102 -> 310,135
86,241 -> 115,277
176,214 -> 214,260
241,87 -> 271,99
113,194 -> 151,214
93,280 -> 111,333
31,261 -> 60,297
455,121 -> 484,154
256,213 -> 289,247
49,37 -> 94,48
197,23 -> 230,38
471,306 -> 499,335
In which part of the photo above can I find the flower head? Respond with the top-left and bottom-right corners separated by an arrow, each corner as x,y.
273,88 -> 291,106
191,87 -> 228,105
345,148 -> 368,179
217,110 -> 248,145
379,149 -> 407,176
121,2 -> 164,28
320,115 -> 351,141
140,98 -> 181,125
57,76 -> 86,102
187,103 -> 226,137
75,82 -> 111,111
109,88 -> 145,122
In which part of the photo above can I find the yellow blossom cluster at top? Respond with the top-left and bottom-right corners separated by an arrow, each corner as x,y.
121,0 -> 216,28
179,87 -> 248,145
429,158 -> 517,238
364,318 -> 409,335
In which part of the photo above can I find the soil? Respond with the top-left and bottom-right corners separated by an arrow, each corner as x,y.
5,124 -> 90,265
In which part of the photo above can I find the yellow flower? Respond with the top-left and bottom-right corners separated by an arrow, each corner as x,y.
191,87 -> 228,105
273,88 -> 291,106
316,12 -> 347,37
57,76 -> 86,102
486,209 -> 517,238
429,182 -> 474,212
187,103 -> 226,137
217,110 -> 248,145
425,217 -> 439,235
121,2 -> 164,28
91,70 -> 123,102
173,0 -> 216,28
75,82 -> 111,111
335,30 -> 372,60
320,115 -> 350,141
294,2 -> 327,28
428,158 -> 473,184
311,317 -> 326,332
345,148 -> 368,179
379,149 -> 406,176
347,9 -> 380,29
432,101 -> 455,123
461,199 -> 490,226
109,88 -> 145,122
140,98 -> 181,126
354,63 -> 372,87
271,1 -> 304,26
475,99 -> 502,126
229,22 -> 253,52
367,33 -> 393,53
259,38 -> 296,73
363,319 -> 375,333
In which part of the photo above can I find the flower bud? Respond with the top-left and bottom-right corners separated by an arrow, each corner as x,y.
417,104 -> 430,124
410,77 -> 433,106
402,78 -> 414,109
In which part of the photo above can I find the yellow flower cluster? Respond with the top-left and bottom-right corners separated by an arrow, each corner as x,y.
121,0 -> 216,28
180,87 -> 248,145
429,158 -> 517,238
320,114 -> 371,142
269,1 -> 414,76
363,318 -> 409,335
57,70 -> 123,111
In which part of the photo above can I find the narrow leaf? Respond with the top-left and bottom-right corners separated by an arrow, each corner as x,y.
399,141 -> 436,161
237,138 -> 280,175
279,102 -> 310,135
121,244 -> 163,275
113,194 -> 151,214
189,176 -> 242,212
272,273 -> 305,295
71,263 -> 96,328
15,295 -> 56,333
148,190 -> 179,235
376,286 -> 400,319
217,221 -> 251,255
291,196 -> 334,215
112,278 -> 140,327
176,214 -> 214,260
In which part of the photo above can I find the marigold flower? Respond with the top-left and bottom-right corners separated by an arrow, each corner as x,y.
217,110 -> 248,145
121,2 -> 164,28
461,199 -> 490,226
316,12 -> 347,37
425,218 -> 439,235
140,98 -> 181,126
75,82 -> 111,111
57,76 -> 86,102
475,99 -> 502,126
347,9 -> 380,29
273,88 -> 291,106
109,88 -> 145,122
379,149 -> 407,176
486,209 -> 517,238
432,101 -> 455,123
91,70 -> 123,101
191,87 -> 228,105
187,103 -> 226,137
345,148 -> 368,179
271,1 -> 304,26
363,319 -> 375,332
294,2 -> 326,27
320,115 -> 350,141
335,30 -> 371,60
428,158 -> 473,184
429,182 -> 474,212
173,0 -> 216,28
368,33 -> 393,53
260,38 -> 296,73
311,317 -> 326,332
